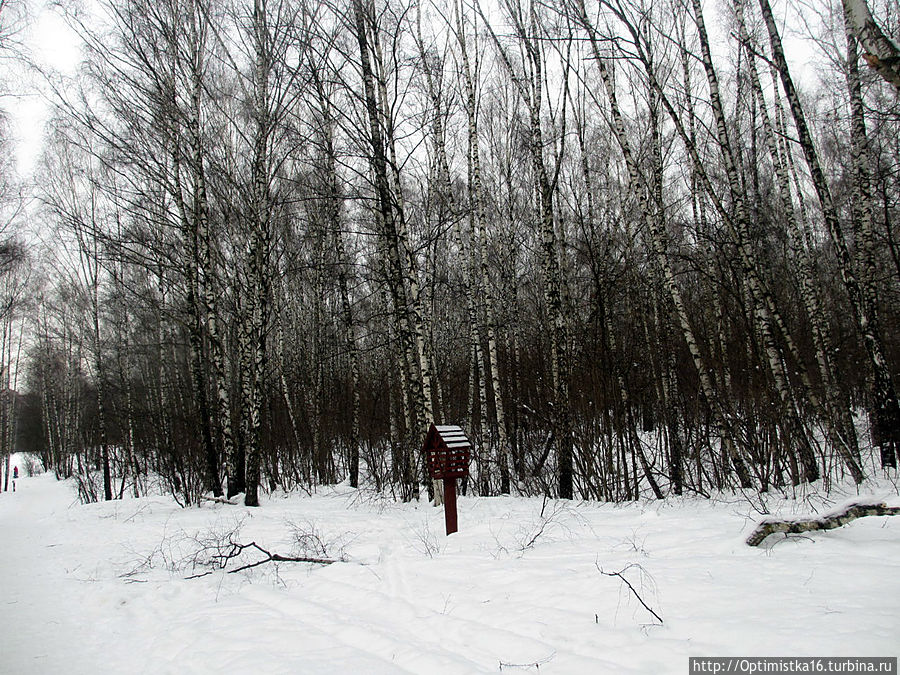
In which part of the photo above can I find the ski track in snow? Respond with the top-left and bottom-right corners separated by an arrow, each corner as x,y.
1,473 -> 898,673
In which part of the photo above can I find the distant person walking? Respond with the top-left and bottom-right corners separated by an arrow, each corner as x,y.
13,466 -> 18,480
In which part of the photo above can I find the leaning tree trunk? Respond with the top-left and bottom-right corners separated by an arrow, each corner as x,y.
735,0 -> 865,483
759,0 -> 900,468
607,0 -> 816,483
687,0 -> 820,483
842,0 -> 900,90
483,0 -> 572,498
452,1 -> 514,494
353,0 -> 426,500
573,0 -> 752,487
845,14 -> 897,469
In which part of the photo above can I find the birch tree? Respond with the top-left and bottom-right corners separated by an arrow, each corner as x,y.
481,0 -> 574,498
758,0 -> 900,468
842,0 -> 900,89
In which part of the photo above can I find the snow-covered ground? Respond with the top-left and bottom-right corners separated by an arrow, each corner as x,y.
1,469 -> 898,674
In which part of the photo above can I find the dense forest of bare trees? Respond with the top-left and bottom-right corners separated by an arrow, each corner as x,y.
1,0 -> 30,494
3,0 -> 899,504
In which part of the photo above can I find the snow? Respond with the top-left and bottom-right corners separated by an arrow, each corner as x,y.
1,473 -> 898,673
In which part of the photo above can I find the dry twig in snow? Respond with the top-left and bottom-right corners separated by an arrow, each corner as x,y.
597,563 -> 663,625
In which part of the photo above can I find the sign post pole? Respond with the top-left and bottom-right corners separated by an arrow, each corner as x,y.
443,478 -> 458,535
423,423 -> 470,537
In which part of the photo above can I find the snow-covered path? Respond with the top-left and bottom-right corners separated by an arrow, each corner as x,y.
1,473 -> 898,673
0,475 -> 146,672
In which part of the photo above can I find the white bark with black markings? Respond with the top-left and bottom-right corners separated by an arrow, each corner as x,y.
747,502 -> 900,546
842,0 -> 900,90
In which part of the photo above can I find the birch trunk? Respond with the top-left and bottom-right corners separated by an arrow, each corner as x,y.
186,18 -> 237,498
483,0 -> 572,497
371,8 -> 435,457
573,0 -> 752,487
845,17 -> 898,468
453,0 -> 513,493
687,0 -> 819,483
337,239 -> 362,488
758,0 -> 900,467
734,0 -> 865,482
310,74 -> 362,487
243,0 -> 273,507
165,66 -> 222,497
648,83 -> 683,497
353,0 -> 424,499
91,265 -> 113,502
842,0 -> 900,90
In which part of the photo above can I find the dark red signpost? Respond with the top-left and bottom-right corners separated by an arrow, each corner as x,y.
422,424 -> 471,535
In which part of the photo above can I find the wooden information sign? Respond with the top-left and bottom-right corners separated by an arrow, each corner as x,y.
422,423 -> 471,535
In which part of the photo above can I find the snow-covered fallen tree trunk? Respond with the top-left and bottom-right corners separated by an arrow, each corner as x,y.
746,501 -> 900,546
199,495 -> 238,505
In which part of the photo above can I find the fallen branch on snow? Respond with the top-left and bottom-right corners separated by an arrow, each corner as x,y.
597,563 -> 663,625
185,541 -> 336,578
746,501 -> 900,547
499,651 -> 556,670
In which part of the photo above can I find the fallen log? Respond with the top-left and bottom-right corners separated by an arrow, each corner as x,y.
199,495 -> 238,505
746,501 -> 900,546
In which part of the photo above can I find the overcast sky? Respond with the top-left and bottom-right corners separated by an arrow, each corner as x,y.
9,0 -> 81,177
7,0 -> 822,181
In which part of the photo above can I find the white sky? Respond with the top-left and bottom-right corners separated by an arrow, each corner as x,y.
8,1 -> 82,177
